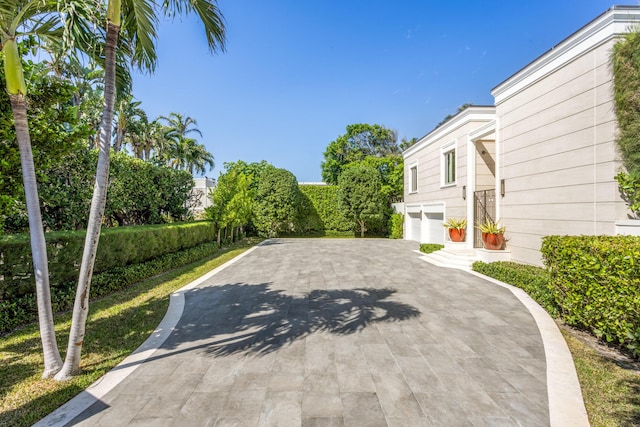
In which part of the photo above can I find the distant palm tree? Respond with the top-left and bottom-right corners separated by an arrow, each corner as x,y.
113,94 -> 146,152
57,0 -> 226,380
128,117 -> 163,160
157,113 -> 214,174
0,0 -> 98,378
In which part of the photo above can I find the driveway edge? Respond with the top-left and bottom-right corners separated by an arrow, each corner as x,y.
467,270 -> 590,427
34,245 -> 260,427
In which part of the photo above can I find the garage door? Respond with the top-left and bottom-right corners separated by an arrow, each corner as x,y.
408,213 -> 422,242
425,212 -> 444,245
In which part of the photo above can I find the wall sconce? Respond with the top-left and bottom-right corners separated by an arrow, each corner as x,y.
500,179 -> 505,197
462,185 -> 466,200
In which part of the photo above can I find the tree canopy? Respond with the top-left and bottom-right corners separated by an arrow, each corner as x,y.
338,164 -> 387,238
321,123 -> 400,184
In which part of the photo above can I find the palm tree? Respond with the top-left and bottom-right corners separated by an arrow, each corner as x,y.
128,116 -> 163,160
156,112 -> 214,174
113,94 -> 146,152
0,0 -> 98,378
56,0 -> 226,380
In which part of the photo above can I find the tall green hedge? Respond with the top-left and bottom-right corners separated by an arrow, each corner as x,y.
0,221 -> 216,302
299,185 -> 353,233
541,235 -> 640,356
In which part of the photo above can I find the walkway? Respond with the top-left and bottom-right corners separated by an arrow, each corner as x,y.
37,238 -> 587,426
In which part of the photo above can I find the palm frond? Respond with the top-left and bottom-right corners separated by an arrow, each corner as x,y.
122,0 -> 158,73
161,0 -> 225,52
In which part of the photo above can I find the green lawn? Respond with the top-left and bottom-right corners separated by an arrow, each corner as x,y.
0,241 -> 257,427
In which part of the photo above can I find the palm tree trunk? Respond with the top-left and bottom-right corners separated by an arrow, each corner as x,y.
10,95 -> 63,378
55,21 -> 119,380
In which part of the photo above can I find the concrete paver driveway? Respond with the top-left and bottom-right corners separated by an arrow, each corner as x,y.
42,238 -> 582,426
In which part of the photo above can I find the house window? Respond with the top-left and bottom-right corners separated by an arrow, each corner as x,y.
410,166 -> 418,193
443,148 -> 456,185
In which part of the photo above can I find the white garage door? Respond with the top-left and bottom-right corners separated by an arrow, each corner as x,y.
425,212 -> 444,245
408,213 -> 422,242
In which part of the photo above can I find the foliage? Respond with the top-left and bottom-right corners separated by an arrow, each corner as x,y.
321,123 -> 400,184
388,213 -> 404,239
541,235 -> 640,357
0,242 -> 255,427
399,137 -> 418,151
615,171 -> 640,219
207,168 -> 253,241
346,155 -> 404,203
476,219 -> 505,234
420,243 -> 443,254
0,222 -> 216,308
253,166 -> 304,237
298,185 -> 353,233
443,217 -> 467,230
0,59 -> 93,234
613,30 -> 640,174
471,261 -> 559,317
338,165 -> 388,238
4,150 -> 195,233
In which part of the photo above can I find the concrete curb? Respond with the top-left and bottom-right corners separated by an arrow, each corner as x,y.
467,270 -> 590,427
33,245 -> 261,427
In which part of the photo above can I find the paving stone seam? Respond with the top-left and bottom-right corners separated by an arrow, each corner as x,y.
467,270 -> 590,427
33,244 -> 262,427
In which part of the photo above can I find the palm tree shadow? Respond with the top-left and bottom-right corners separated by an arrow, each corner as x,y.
161,283 -> 421,356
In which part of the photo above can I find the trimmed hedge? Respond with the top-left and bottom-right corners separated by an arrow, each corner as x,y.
388,213 -> 404,239
471,261 -> 559,317
0,240 -> 221,334
299,185 -> 353,233
541,235 -> 640,356
0,221 -> 216,302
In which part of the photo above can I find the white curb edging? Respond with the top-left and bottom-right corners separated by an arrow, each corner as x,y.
34,244 -> 261,427
467,270 -> 590,427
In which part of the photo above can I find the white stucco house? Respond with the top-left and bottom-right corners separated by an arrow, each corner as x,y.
404,6 -> 640,267
190,177 -> 216,217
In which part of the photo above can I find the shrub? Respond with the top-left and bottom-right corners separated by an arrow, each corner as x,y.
388,213 -> 404,239
0,221 -> 216,303
471,261 -> 558,317
0,240 -> 221,334
541,235 -> 640,357
420,243 -> 443,254
298,185 -> 353,233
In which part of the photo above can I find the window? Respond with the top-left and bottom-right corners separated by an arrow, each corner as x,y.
410,165 -> 418,193
443,148 -> 456,185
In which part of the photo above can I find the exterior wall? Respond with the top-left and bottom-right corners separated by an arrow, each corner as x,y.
494,38 -> 627,266
191,177 -> 216,217
403,108 -> 496,244
475,140 -> 496,191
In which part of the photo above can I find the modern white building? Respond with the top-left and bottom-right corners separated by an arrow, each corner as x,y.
190,177 -> 216,218
404,6 -> 640,266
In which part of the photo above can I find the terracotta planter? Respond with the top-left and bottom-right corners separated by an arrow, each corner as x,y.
448,228 -> 465,242
482,232 -> 504,250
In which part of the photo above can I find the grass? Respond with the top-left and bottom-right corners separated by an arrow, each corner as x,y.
420,243 -> 444,254
563,331 -> 640,426
0,240 -> 257,427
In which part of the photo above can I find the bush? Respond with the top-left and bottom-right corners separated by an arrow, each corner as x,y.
420,243 -> 443,254
0,221 -> 216,303
471,261 -> 559,317
388,213 -> 404,239
298,185 -> 353,233
541,235 -> 640,357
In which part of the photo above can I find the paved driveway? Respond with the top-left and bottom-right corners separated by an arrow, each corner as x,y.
41,238 -> 581,426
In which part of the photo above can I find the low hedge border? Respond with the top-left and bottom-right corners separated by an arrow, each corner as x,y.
0,240 -> 221,334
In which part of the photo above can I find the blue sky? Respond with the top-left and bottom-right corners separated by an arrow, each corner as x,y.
131,1 -> 635,182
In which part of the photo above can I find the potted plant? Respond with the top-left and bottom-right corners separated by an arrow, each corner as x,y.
443,217 -> 467,242
477,219 -> 506,250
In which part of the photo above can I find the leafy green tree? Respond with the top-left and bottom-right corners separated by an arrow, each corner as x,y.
338,165 -> 386,238
254,167 -> 303,237
350,155 -> 404,203
113,94 -> 146,152
208,168 -> 253,244
321,124 -> 399,184
399,137 -> 418,151
155,113 -> 214,174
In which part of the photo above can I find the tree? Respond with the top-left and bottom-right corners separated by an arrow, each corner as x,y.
155,113 -> 214,174
56,0 -> 226,380
254,167 -> 303,237
0,0 -> 98,378
113,94 -> 146,152
399,137 -> 418,151
321,124 -> 399,184
351,155 -> 404,203
338,165 -> 386,238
